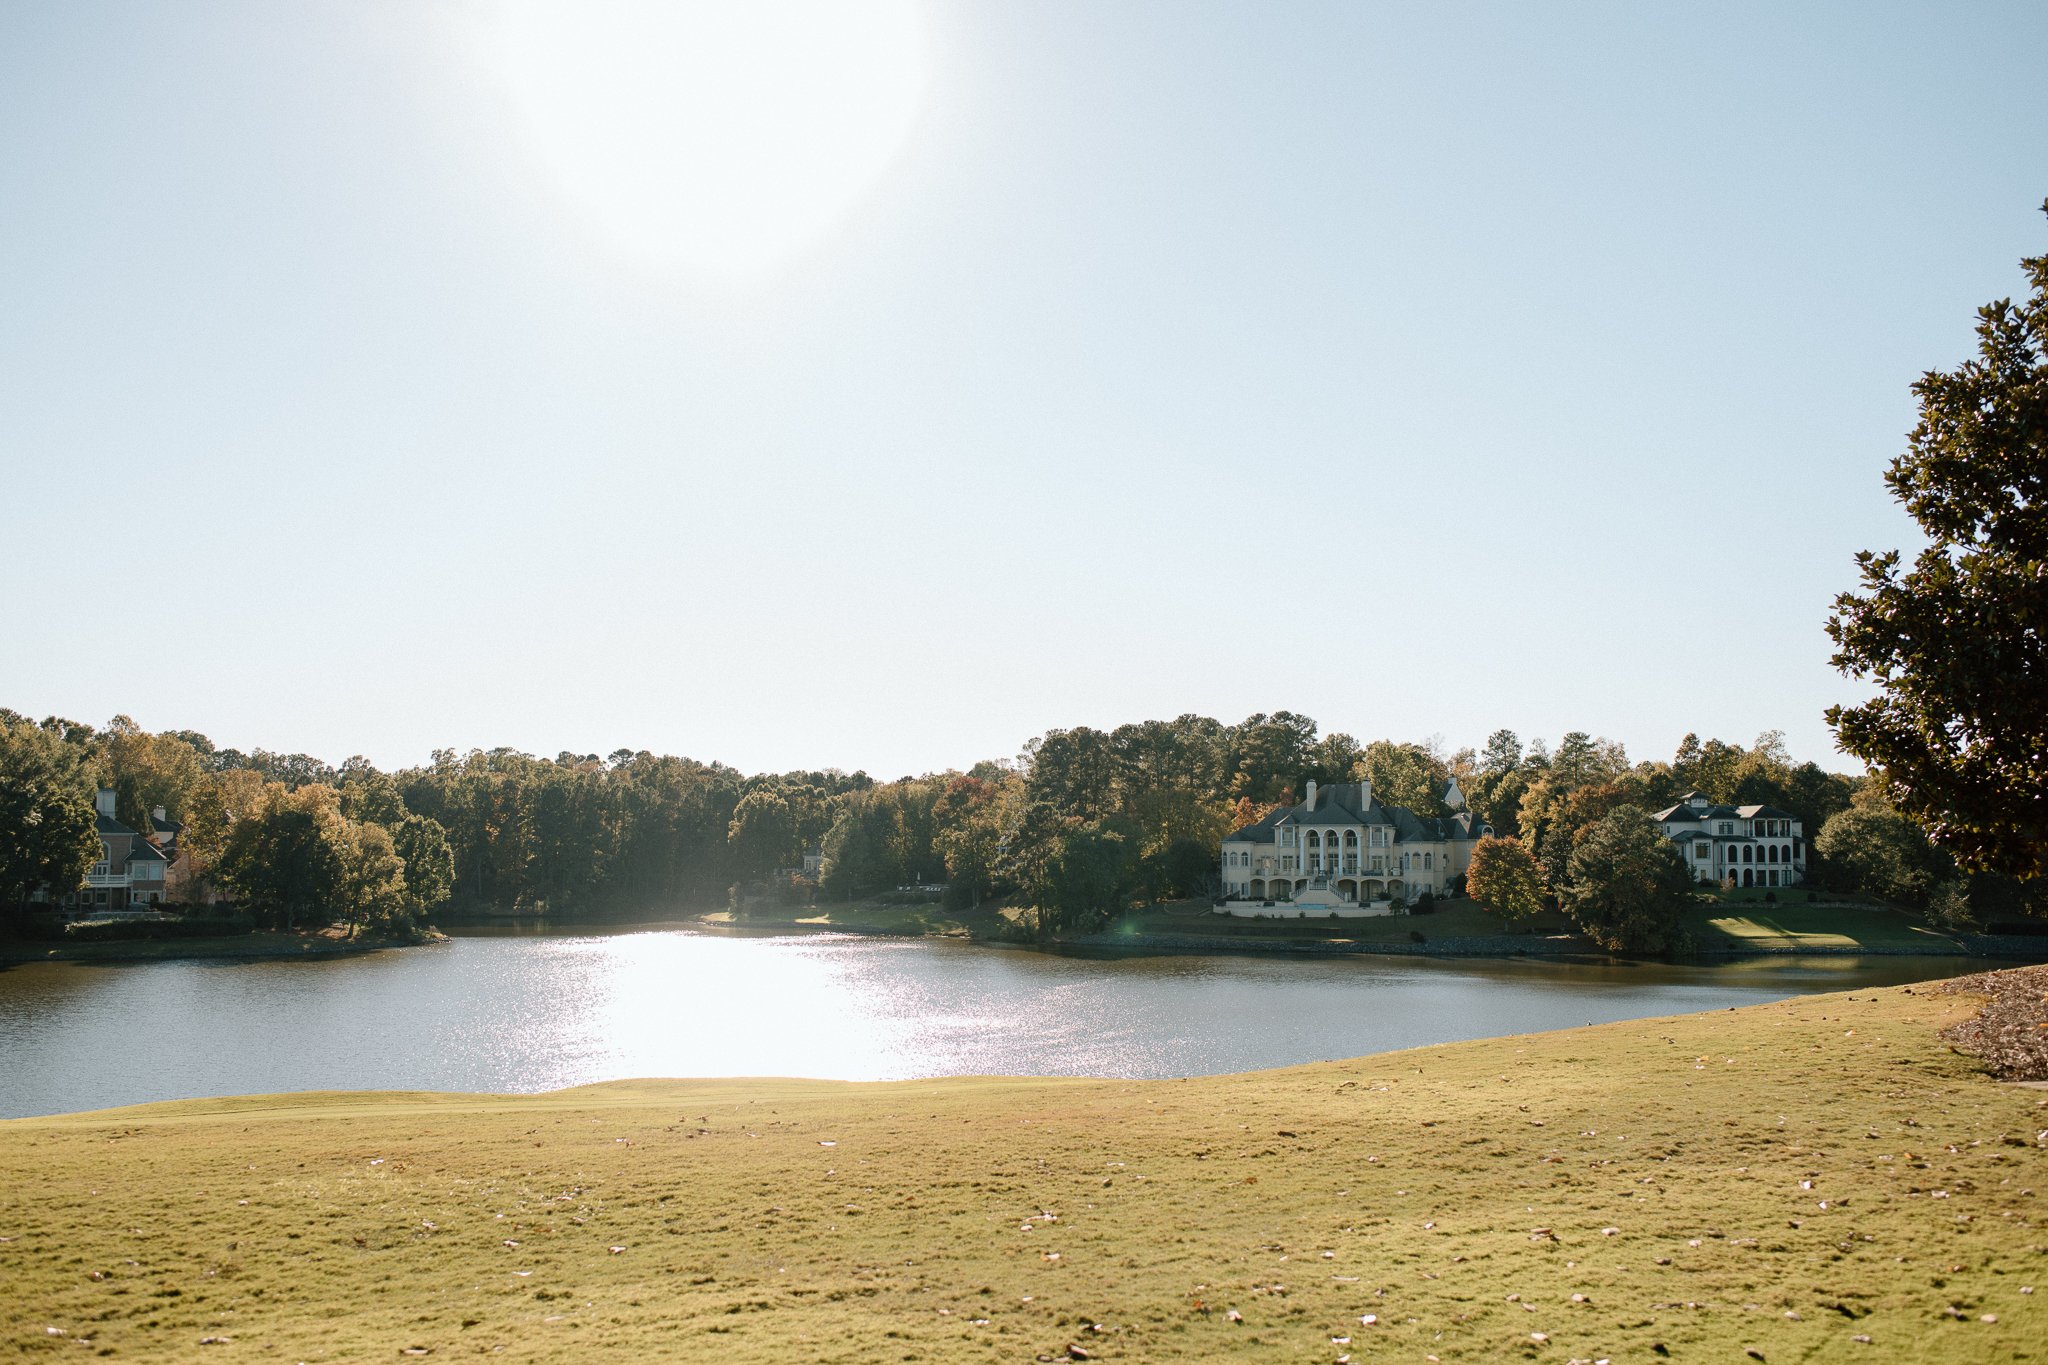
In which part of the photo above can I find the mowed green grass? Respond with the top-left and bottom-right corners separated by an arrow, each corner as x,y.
1685,903 -> 1962,952
3,981 -> 2043,1362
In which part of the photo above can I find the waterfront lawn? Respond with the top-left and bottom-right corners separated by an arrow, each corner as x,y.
1684,901 -> 1963,953
1119,898 -> 1576,942
7,975 -> 2040,1363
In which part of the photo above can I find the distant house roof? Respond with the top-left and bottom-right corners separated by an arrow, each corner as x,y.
1221,780 -> 1485,845
95,812 -> 139,837
1656,802 -> 1739,822
125,841 -> 167,863
1656,802 -> 1798,825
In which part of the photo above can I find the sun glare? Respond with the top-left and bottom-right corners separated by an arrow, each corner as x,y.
485,0 -> 928,277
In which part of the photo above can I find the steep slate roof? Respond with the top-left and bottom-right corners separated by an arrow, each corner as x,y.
95,812 -> 139,837
125,841 -> 167,863
1655,801 -> 1799,824
1222,781 -> 1486,845
1655,802 -> 1738,822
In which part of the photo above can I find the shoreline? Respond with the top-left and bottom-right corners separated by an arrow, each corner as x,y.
684,915 -> 2048,962
10,911 -> 2044,967
0,928 -> 441,966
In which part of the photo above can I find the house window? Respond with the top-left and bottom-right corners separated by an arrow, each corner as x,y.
1423,852 -> 1433,870
1718,823 -> 1732,835
1695,844 -> 1710,860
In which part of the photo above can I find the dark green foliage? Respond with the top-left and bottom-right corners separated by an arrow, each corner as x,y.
1560,806 -> 1694,953
1149,836 -> 1216,900
0,717 -> 99,910
1827,206 -> 2048,880
820,790 -> 908,901
1038,825 -> 1135,935
62,914 -> 254,941
1813,798 -> 1951,906
390,812 -> 455,917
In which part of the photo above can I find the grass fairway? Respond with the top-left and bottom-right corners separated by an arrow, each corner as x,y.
3,983 -> 2043,1362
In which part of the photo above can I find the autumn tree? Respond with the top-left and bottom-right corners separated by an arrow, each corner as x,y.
1355,739 -> 1451,817
100,718 -> 210,835
217,785 -> 350,930
1827,204 -> 2048,880
1466,835 -> 1547,924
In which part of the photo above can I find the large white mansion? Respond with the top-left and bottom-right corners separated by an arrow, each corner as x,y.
1218,778 -> 1490,916
1653,791 -> 1806,887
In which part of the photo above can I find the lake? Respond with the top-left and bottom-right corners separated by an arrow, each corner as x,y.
0,924 -> 2001,1119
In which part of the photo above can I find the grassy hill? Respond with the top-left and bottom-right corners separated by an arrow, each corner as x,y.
2,977 -> 2042,1362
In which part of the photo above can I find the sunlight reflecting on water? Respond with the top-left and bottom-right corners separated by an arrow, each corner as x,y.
0,926 -> 2002,1118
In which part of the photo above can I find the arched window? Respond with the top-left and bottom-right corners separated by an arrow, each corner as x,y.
1743,845 -> 1753,863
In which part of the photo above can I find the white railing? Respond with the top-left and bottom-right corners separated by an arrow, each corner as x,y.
85,872 -> 128,888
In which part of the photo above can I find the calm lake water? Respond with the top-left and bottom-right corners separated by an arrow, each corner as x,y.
0,925 -> 2002,1119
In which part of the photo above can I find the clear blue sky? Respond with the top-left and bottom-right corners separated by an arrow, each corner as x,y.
3,1 -> 2044,778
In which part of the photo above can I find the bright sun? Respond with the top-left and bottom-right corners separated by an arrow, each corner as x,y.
484,0 -> 928,277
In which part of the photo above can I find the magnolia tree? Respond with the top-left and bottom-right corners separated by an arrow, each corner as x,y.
1827,203 -> 2048,880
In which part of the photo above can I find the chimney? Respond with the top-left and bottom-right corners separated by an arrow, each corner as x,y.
95,788 -> 115,818
1304,778 -> 1318,810
153,805 -> 168,824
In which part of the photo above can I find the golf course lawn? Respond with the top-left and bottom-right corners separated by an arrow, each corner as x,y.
2,977 -> 2042,1362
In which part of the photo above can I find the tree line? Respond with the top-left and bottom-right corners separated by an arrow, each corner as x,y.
9,704 -> 2028,943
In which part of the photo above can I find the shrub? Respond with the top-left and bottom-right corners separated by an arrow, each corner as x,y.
1414,889 -> 1436,915
62,914 -> 254,942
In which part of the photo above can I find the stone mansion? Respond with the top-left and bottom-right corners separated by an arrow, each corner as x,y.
1218,777 -> 1491,915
